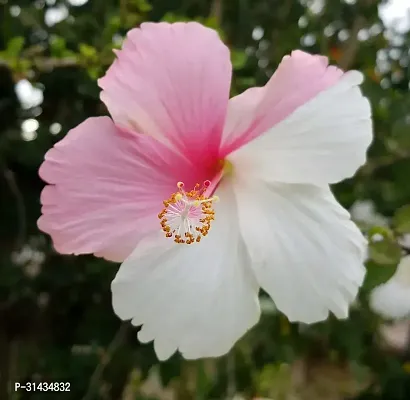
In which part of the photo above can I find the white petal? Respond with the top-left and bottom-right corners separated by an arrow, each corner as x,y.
370,281 -> 410,320
392,255 -> 410,286
370,255 -> 410,319
229,71 -> 372,185
350,199 -> 389,227
233,178 -> 367,324
111,181 -> 260,360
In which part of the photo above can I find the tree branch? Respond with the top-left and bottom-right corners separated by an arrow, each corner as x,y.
339,15 -> 366,70
82,323 -> 129,400
210,0 -> 223,24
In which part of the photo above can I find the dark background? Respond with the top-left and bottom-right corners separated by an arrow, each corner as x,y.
1,0 -> 410,399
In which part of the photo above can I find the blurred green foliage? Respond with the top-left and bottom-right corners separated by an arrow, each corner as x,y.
1,0 -> 410,399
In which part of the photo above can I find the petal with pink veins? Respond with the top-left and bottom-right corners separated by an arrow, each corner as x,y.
99,22 -> 232,168
38,116 -> 207,262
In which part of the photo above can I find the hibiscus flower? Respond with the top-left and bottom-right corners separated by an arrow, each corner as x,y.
38,22 -> 372,360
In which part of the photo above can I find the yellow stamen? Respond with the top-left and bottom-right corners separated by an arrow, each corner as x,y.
158,181 -> 218,244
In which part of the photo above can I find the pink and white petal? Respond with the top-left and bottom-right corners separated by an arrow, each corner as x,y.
38,116 -> 200,262
220,50 -> 344,155
221,87 -> 265,151
111,182 -> 261,360
233,178 -> 367,324
99,22 -> 232,166
229,70 -> 372,184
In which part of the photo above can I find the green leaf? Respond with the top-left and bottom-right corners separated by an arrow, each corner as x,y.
86,66 -> 101,80
78,43 -> 98,60
363,260 -> 398,291
392,118 -> 410,149
393,205 -> 410,234
50,35 -> 67,57
124,13 -> 142,28
195,360 -> 211,399
349,362 -> 372,385
6,36 -> 25,57
130,0 -> 152,12
202,16 -> 220,30
235,77 -> 257,88
368,237 -> 402,265
255,364 -> 292,397
9,58 -> 32,73
162,13 -> 190,23
368,225 -> 395,239
107,15 -> 121,31
231,49 -> 248,70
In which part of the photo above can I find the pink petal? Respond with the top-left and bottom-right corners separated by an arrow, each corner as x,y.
229,71 -> 372,184
220,50 -> 343,156
99,22 -> 232,168
38,117 -> 209,262
221,87 -> 264,151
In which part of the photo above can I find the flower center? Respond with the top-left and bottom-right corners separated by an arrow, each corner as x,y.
221,159 -> 234,176
158,181 -> 219,244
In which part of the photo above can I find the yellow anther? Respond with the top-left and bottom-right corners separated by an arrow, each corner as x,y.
158,181 -> 218,245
